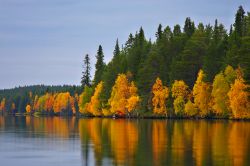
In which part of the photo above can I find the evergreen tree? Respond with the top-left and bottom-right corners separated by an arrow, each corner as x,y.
127,27 -> 149,79
81,54 -> 91,88
137,47 -> 163,110
203,20 -> 227,82
234,6 -> 245,38
102,41 -> 127,103
171,24 -> 208,87
184,17 -> 195,37
93,45 -> 105,86
156,24 -> 163,41
225,6 -> 246,68
173,24 -> 181,36
113,39 -> 120,57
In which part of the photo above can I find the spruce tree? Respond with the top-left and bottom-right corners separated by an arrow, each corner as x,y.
203,19 -> 227,82
184,17 -> 195,37
81,54 -> 91,88
93,45 -> 105,86
234,6 -> 245,38
113,39 -> 120,57
156,24 -> 163,41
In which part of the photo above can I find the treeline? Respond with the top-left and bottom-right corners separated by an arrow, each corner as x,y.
0,6 -> 249,119
0,85 -> 81,114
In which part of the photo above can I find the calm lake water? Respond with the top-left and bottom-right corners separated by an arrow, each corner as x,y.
0,116 -> 249,166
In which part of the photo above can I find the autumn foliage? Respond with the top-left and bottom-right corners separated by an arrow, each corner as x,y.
108,74 -> 140,115
1,66 -> 249,119
152,78 -> 169,115
193,70 -> 212,117
87,81 -> 104,116
228,76 -> 250,118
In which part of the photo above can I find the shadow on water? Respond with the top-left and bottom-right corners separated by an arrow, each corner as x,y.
0,116 -> 249,166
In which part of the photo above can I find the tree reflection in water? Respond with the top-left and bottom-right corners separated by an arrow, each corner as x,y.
0,116 -> 249,166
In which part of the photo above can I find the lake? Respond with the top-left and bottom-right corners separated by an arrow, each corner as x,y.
0,116 -> 249,166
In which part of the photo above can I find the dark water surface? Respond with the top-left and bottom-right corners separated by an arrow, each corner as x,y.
0,116 -> 249,166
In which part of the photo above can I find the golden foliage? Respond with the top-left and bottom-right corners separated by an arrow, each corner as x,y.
228,77 -> 250,118
44,93 -> 55,112
173,96 -> 185,116
152,78 -> 169,114
171,80 -> 189,99
109,74 -> 140,115
0,98 -> 6,112
126,96 -> 140,113
87,81 -> 104,116
53,92 -> 72,113
212,72 -> 230,115
78,86 -> 93,114
193,70 -> 212,116
184,100 -> 198,116
26,104 -> 31,113
224,65 -> 237,84
11,102 -> 15,111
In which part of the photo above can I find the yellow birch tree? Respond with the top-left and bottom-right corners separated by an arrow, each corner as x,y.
152,78 -> 169,115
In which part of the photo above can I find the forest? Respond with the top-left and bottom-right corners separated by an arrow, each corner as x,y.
0,6 -> 249,119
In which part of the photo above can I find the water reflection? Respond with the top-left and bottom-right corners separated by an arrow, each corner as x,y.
0,116 -> 249,166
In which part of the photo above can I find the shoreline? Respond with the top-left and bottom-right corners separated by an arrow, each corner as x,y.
2,113 -> 250,121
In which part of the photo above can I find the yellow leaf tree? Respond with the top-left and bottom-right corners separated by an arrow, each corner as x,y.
45,93 -> 55,112
184,100 -> 198,116
78,86 -> 93,114
193,70 -> 212,117
126,82 -> 140,113
152,78 -> 169,115
171,80 -> 189,99
212,72 -> 230,116
87,81 -> 104,116
108,74 -> 140,115
228,76 -> 250,119
26,104 -> 31,113
53,92 -> 74,114
171,80 -> 189,116
0,98 -> 6,113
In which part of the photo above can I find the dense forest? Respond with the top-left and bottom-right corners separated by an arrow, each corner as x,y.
0,6 -> 249,119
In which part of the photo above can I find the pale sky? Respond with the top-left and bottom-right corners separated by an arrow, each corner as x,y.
0,0 -> 249,89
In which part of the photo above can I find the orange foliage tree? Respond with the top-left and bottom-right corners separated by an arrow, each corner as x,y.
11,102 -> 15,111
108,74 -> 140,115
152,78 -> 169,115
53,92 -> 74,114
228,76 -> 250,119
78,86 -> 93,114
26,104 -> 31,113
171,80 -> 189,99
0,98 -> 6,113
171,80 -> 189,116
193,70 -> 212,117
87,81 -> 104,116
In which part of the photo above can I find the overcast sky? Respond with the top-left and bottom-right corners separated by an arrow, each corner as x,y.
0,0 -> 249,89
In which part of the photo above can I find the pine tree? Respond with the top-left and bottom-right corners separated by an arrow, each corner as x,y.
184,17 -> 195,37
156,24 -> 163,41
93,45 -> 105,85
203,19 -> 227,82
81,54 -> 91,88
171,24 -> 208,87
113,39 -> 120,57
234,6 -> 245,38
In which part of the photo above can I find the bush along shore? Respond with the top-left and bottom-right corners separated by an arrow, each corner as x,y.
0,6 -> 249,120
